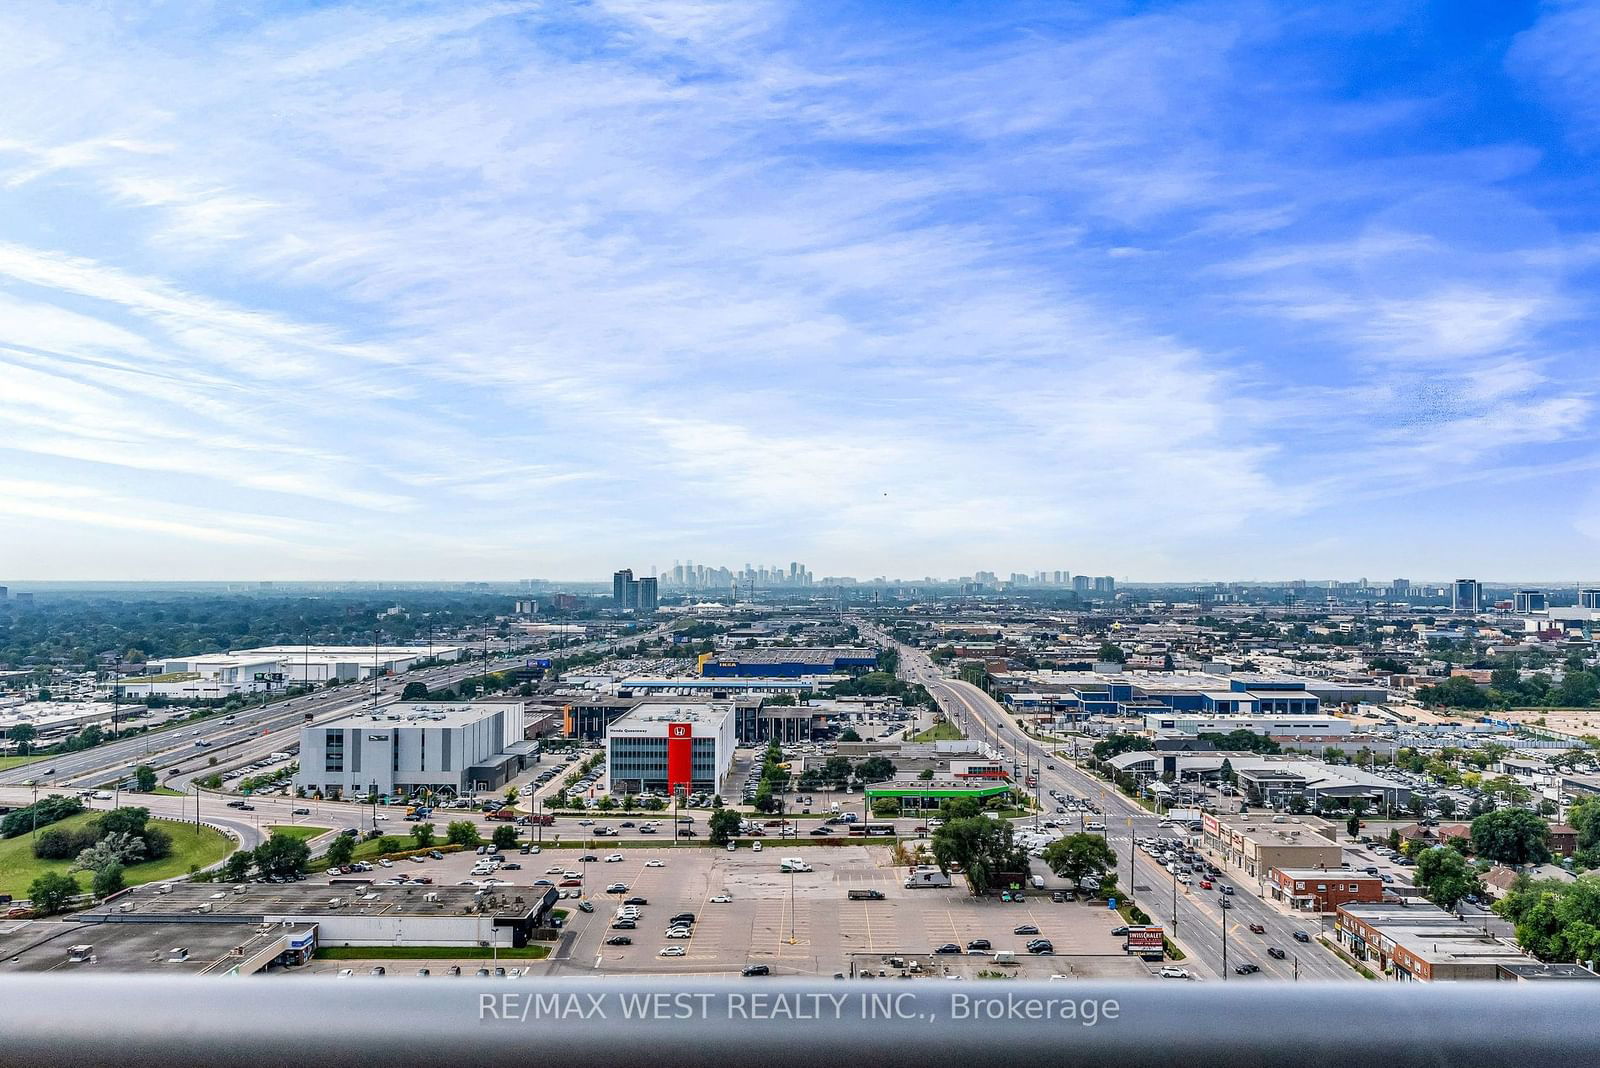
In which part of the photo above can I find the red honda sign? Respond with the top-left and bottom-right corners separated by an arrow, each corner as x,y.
667,722 -> 693,794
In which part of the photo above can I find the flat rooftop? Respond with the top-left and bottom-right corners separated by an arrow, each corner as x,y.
0,918 -> 315,975
610,703 -> 733,729
1210,814 -> 1340,848
80,882 -> 539,921
315,701 -> 521,731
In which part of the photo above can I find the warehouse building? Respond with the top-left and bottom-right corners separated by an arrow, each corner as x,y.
605,703 -> 737,796
698,647 -> 878,677
296,700 -> 529,798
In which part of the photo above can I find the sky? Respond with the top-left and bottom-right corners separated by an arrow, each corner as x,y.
1,0 -> 1599,583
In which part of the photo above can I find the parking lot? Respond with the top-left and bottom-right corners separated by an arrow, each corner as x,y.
537,845 -> 1148,979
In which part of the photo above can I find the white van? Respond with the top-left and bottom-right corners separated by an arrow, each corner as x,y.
1030,875 -> 1045,890
992,951 -> 1017,966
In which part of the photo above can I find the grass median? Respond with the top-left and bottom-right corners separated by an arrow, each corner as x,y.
0,813 -> 233,899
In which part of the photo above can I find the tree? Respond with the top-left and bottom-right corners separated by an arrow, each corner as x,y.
1437,796 -> 1457,819
91,861 -> 125,898
1347,810 -> 1362,840
376,835 -> 401,854
1097,641 -> 1126,664
1415,847 -> 1480,910
221,850 -> 255,881
446,820 -> 481,847
822,756 -> 853,788
1471,808 -> 1551,866
491,824 -> 519,850
871,798 -> 901,817
8,723 -> 37,755
930,816 -> 1027,896
256,832 -> 312,878
918,768 -> 935,781
325,834 -> 355,867
32,828 -> 88,860
856,756 -> 896,783
838,728 -> 861,742
1496,874 -> 1600,963
708,808 -> 741,847
134,765 -> 158,792
412,822 -> 436,848
401,681 -> 430,700
1042,833 -> 1118,891
73,831 -> 146,873
28,871 -> 80,914
1219,758 -> 1237,786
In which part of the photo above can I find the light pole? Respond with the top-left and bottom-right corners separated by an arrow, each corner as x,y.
1221,908 -> 1228,980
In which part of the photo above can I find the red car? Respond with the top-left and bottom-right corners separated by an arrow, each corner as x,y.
559,878 -> 583,887
1199,880 -> 1213,890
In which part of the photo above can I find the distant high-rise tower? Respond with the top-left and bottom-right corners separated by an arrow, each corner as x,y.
1391,578 -> 1410,598
1514,589 -> 1547,614
1579,589 -> 1600,610
1451,579 -> 1481,614
636,576 -> 658,613
613,568 -> 637,609
1094,576 -> 1116,594
1072,575 -> 1091,593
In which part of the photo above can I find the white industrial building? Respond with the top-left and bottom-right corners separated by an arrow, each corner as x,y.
605,702 -> 737,796
1142,712 -> 1354,739
296,700 -> 529,799
106,644 -> 464,700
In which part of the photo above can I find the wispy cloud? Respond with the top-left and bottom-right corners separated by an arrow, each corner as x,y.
0,1 -> 1597,579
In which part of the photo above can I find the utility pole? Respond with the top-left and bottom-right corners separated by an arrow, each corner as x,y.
1221,909 -> 1228,980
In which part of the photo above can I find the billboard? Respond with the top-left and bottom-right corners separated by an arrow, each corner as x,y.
1124,925 -> 1165,959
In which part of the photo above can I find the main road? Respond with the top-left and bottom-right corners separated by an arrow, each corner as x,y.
868,623 -> 1360,983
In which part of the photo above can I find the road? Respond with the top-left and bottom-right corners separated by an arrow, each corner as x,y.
872,625 -> 1361,983
3,626 -> 672,793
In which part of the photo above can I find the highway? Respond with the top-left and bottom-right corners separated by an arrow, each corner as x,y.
870,624 -> 1361,983
2,626 -> 673,794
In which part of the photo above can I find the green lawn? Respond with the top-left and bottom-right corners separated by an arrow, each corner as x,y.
0,755 -> 49,771
0,813 -> 234,900
265,825 -> 329,841
912,721 -> 966,742
315,944 -> 550,960
150,787 -> 186,797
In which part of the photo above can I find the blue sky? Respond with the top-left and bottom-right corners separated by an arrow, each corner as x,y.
1,0 -> 1598,582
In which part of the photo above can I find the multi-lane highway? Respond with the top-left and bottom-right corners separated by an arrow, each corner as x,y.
2,626 -> 673,793
871,624 -> 1361,983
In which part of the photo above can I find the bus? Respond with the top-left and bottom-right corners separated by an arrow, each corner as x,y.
849,823 -> 896,837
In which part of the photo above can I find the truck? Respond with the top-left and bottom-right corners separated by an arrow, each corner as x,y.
904,866 -> 952,889
847,889 -> 886,901
779,858 -> 813,873
485,808 -> 518,821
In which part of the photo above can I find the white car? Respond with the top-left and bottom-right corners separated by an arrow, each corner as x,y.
658,946 -> 686,957
665,927 -> 692,939
646,859 -> 665,867
605,854 -> 625,863
546,866 -> 564,875
710,894 -> 732,903
1158,967 -> 1192,980
378,859 -> 394,868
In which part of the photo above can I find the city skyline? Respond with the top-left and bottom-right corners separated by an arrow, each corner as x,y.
3,3 -> 1600,580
